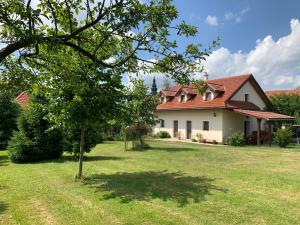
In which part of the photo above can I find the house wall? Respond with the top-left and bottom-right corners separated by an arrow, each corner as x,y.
222,110 -> 246,140
231,81 -> 266,109
153,109 -> 224,142
230,81 -> 267,132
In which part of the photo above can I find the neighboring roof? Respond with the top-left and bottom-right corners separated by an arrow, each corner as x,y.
16,91 -> 30,107
233,109 -> 295,120
265,89 -> 300,97
157,74 -> 271,111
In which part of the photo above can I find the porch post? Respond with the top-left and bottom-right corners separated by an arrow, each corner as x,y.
268,121 -> 272,146
257,118 -> 261,146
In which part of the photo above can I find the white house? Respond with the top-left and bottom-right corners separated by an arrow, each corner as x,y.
153,74 -> 294,145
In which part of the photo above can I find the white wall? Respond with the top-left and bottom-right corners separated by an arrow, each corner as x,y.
231,81 -> 266,110
222,110 -> 245,140
153,109 -> 224,142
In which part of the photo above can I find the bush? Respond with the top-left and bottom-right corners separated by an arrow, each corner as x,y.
8,105 -> 63,163
155,131 -> 171,138
273,128 -> 293,148
0,92 -> 20,149
228,132 -> 245,146
196,133 -> 203,142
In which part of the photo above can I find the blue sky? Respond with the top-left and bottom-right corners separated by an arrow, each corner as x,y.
143,0 -> 300,91
174,0 -> 299,52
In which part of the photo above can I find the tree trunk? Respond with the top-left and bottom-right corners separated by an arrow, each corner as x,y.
76,125 -> 85,179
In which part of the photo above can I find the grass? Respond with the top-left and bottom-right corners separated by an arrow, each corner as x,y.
1,141 -> 300,225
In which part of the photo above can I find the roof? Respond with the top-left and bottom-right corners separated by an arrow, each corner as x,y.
16,92 -> 30,107
157,74 -> 271,111
233,109 -> 295,120
265,89 -> 300,97
226,100 -> 261,110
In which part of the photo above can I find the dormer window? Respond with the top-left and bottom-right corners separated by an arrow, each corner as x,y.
179,94 -> 187,102
160,95 -> 167,103
180,95 -> 185,102
205,92 -> 212,101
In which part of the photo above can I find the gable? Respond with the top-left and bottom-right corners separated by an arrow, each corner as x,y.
230,81 -> 266,110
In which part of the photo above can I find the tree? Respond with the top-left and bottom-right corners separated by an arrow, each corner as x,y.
124,80 -> 159,149
8,95 -> 63,162
0,0 -> 217,85
162,77 -> 171,90
0,92 -> 20,149
31,47 -> 124,178
269,93 -> 300,123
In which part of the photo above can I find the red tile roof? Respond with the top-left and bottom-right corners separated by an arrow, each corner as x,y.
16,92 -> 30,107
233,109 -> 295,120
265,89 -> 300,97
157,74 -> 271,111
226,100 -> 261,110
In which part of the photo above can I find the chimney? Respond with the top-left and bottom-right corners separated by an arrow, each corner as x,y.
203,72 -> 209,82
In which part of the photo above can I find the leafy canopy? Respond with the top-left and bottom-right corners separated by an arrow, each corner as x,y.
0,0 -> 217,84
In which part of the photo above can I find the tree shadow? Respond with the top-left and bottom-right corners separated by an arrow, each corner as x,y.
83,170 -> 228,207
0,185 -> 8,214
0,201 -> 7,214
0,155 -> 9,167
149,146 -> 196,152
36,155 -> 126,164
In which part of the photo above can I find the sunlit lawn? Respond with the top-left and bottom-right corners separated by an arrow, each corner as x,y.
1,141 -> 300,225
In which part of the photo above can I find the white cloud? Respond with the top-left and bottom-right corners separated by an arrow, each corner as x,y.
224,8 -> 249,23
203,18 -> 300,90
205,15 -> 219,26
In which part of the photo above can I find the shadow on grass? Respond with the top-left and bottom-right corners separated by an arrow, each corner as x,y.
49,155 -> 126,163
83,170 -> 228,207
0,201 -> 7,214
0,155 -> 9,167
149,146 -> 196,152
0,185 -> 8,214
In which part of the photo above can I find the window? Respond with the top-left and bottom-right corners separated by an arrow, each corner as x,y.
180,94 -> 185,102
245,94 -> 249,102
203,121 -> 209,131
160,119 -> 165,128
205,92 -> 212,101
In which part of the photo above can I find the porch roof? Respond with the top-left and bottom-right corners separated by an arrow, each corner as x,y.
233,109 -> 295,121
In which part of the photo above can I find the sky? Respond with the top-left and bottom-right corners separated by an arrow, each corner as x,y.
143,0 -> 300,91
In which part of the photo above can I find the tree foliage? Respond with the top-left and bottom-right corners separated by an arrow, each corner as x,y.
0,92 -> 20,149
0,0 -> 217,85
269,94 -> 300,124
8,100 -> 63,162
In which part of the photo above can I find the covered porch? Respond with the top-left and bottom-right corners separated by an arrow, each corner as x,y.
233,109 -> 295,146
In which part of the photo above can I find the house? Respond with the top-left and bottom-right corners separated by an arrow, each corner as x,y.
153,73 -> 294,145
266,89 -> 300,97
15,91 -> 30,107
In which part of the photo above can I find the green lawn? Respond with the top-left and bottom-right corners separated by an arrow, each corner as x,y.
1,141 -> 300,225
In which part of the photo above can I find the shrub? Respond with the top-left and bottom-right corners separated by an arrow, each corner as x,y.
273,128 -> 293,148
191,138 -> 197,142
196,133 -> 203,142
126,122 -> 150,150
228,132 -> 245,146
155,131 -> 171,138
0,92 -> 20,149
8,105 -> 63,163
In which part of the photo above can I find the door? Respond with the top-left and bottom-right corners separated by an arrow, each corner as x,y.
186,121 -> 192,139
173,120 -> 178,137
244,121 -> 250,137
